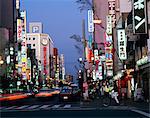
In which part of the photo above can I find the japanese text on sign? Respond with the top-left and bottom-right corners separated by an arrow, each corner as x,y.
133,0 -> 147,34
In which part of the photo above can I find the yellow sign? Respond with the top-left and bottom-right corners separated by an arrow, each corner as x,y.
22,57 -> 26,62
22,67 -> 26,72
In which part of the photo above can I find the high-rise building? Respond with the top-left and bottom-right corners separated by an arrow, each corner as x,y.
0,0 -> 17,78
0,28 -> 9,76
93,0 -> 108,48
60,54 -> 65,80
53,48 -> 59,80
92,0 -> 113,79
27,22 -> 54,84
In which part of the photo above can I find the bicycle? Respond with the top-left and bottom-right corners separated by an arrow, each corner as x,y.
101,89 -> 120,107
101,92 -> 111,107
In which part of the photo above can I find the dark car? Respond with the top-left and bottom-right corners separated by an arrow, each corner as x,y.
59,86 -> 80,102
59,87 -> 72,102
71,86 -> 81,101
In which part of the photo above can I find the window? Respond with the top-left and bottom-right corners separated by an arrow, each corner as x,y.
29,38 -> 31,40
33,44 -> 35,47
27,44 -> 31,48
120,41 -> 124,46
33,37 -> 35,40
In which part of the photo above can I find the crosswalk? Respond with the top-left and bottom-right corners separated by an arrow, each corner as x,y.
0,104 -> 73,111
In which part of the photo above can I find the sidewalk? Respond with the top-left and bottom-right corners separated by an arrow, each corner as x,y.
125,99 -> 150,113
80,98 -> 150,113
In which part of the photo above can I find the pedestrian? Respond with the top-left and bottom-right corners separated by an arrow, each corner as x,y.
103,81 -> 109,97
111,80 -> 119,104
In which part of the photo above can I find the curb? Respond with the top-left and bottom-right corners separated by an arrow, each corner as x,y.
131,109 -> 150,118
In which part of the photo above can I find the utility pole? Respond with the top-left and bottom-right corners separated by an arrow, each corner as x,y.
82,19 -> 86,82
82,19 -> 89,100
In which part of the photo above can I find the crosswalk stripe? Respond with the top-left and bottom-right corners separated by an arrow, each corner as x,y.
5,106 -> 17,110
26,105 -> 40,109
1,104 -> 75,111
63,104 -> 71,108
39,105 -> 51,109
51,104 -> 61,108
0,107 -> 6,110
15,105 -> 30,110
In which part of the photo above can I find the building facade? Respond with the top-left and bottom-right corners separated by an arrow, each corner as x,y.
0,0 -> 17,77
27,22 -> 54,85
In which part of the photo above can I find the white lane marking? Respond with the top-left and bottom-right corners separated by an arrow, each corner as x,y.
26,105 -> 40,109
5,106 -> 17,110
51,104 -> 61,108
39,105 -> 51,109
63,104 -> 71,108
15,105 -> 30,110
132,109 -> 150,118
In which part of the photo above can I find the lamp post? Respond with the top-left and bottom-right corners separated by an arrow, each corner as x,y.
0,56 -> 4,75
0,56 -> 4,66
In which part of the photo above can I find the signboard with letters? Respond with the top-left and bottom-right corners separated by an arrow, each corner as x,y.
117,29 -> 127,60
20,11 -> 27,80
133,0 -> 147,34
17,19 -> 22,41
43,47 -> 47,75
88,10 -> 94,33
29,22 -> 43,33
16,0 -> 20,9
108,0 -> 116,28
106,15 -> 112,35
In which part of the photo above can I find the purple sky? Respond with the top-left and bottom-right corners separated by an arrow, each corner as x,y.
21,0 -> 88,78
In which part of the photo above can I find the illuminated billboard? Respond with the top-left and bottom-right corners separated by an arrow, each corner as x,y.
133,0 -> 147,34
20,11 -> 27,80
117,29 -> 127,60
88,10 -> 94,33
17,19 -> 22,41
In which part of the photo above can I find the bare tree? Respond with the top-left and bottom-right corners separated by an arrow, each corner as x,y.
76,0 -> 93,12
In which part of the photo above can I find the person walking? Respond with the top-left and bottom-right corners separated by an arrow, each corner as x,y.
111,80 -> 119,104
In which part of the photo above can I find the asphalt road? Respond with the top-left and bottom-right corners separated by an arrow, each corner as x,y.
1,94 -> 60,106
1,94 -> 149,118
1,109 -> 149,118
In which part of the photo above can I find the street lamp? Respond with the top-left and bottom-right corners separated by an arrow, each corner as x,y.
0,56 -> 4,66
0,60 -> 4,66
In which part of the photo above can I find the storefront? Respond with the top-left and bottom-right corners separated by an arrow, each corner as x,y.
137,63 -> 150,101
136,56 -> 150,101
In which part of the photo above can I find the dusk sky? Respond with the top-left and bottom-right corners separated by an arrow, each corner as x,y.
21,0 -> 88,78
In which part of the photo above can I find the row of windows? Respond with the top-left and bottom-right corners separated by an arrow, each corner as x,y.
27,37 -> 36,40
27,44 -> 35,48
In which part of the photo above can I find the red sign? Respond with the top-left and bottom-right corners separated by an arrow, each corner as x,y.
43,47 -> 47,73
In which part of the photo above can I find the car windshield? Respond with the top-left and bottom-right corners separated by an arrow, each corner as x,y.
61,89 -> 72,93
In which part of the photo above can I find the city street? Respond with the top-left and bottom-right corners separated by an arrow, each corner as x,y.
1,107 -> 149,118
0,0 -> 150,118
1,93 -> 150,118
